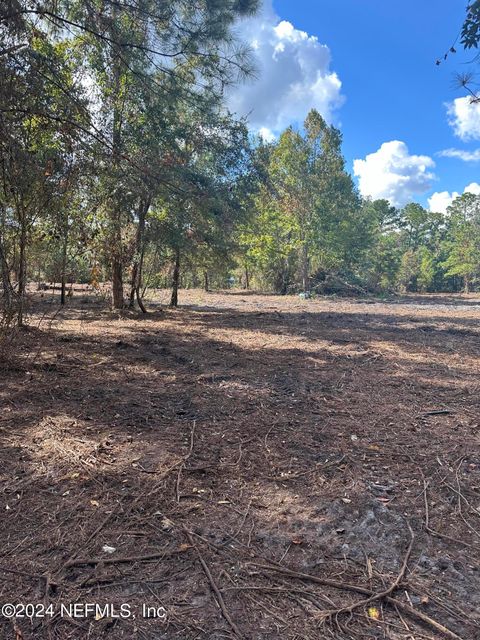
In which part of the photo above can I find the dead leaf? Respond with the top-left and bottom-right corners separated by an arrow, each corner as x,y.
366,557 -> 373,579
367,606 -> 380,620
13,620 -> 23,640
102,545 -> 116,554
161,517 -> 174,530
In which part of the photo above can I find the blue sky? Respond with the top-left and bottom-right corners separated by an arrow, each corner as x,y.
229,0 -> 480,212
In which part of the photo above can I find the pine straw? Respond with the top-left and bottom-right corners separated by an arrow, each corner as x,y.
1,289 -> 480,639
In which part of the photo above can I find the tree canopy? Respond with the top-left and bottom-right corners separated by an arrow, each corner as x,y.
2,0 -> 480,327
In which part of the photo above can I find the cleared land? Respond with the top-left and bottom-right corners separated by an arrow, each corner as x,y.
1,290 -> 480,639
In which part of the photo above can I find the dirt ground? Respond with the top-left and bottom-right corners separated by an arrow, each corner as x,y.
1,289 -> 480,640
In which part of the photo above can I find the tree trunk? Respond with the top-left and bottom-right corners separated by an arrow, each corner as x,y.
60,235 -> 68,305
203,270 -> 209,292
111,254 -> 124,308
0,235 -> 13,308
464,277 -> 470,293
129,196 -> 150,312
301,241 -> 309,293
244,266 -> 250,290
276,258 -> 289,295
170,248 -> 180,308
135,250 -> 147,314
128,270 -> 137,309
109,5 -> 124,310
17,212 -> 27,326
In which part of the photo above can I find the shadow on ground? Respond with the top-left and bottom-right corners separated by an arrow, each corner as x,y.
1,290 -> 479,639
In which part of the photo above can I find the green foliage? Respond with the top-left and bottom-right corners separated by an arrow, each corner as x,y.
239,110 -> 365,293
462,1 -> 480,49
441,193 -> 480,291
4,0 -> 480,316
368,232 -> 403,291
0,0 -> 261,314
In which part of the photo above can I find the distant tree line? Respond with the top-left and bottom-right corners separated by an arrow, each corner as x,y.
236,116 -> 480,296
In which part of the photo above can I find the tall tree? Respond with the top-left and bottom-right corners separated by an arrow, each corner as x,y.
2,0 -> 260,308
242,110 -> 363,293
443,193 -> 480,292
0,22 -> 87,323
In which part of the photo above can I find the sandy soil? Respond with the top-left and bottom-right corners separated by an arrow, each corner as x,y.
1,289 -> 480,639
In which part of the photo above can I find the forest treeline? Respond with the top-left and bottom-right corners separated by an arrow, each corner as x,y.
2,1 -> 480,329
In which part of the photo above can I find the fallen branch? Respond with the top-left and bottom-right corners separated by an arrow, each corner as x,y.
264,455 -> 346,482
0,566 -> 44,580
250,561 -> 464,640
144,420 -> 196,500
64,546 -> 188,568
53,501 -> 124,580
420,410 -> 454,417
327,522 -> 414,618
421,474 -> 476,549
185,530 -> 242,638
176,420 -> 196,503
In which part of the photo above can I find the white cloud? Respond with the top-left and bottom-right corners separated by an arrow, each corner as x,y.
428,182 -> 480,214
353,141 -> 436,208
258,126 -> 276,142
229,0 -> 344,135
438,148 -> 480,162
446,97 -> 480,141
465,182 -> 480,195
427,191 -> 459,215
